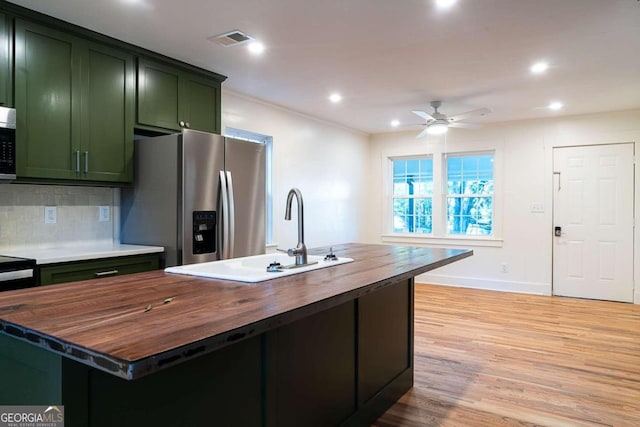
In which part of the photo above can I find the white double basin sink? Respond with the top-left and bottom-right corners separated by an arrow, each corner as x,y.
165,253 -> 354,283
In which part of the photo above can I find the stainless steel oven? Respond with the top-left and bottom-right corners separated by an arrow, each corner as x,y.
0,256 -> 37,291
0,106 -> 17,182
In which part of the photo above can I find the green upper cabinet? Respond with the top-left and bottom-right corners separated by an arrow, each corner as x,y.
0,13 -> 12,107
137,58 -> 221,134
180,73 -> 221,134
80,42 -> 134,182
15,19 -> 134,184
15,20 -> 80,181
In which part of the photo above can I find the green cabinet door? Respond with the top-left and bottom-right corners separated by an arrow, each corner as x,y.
180,73 -> 221,134
15,20 -> 135,184
0,13 -> 12,107
15,19 -> 81,180
137,58 -> 181,131
137,57 -> 221,133
39,254 -> 160,286
81,42 -> 134,182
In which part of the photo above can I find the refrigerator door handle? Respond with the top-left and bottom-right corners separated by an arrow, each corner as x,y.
226,171 -> 236,259
219,171 -> 230,259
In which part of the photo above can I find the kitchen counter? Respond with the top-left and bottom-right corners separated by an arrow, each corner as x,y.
0,243 -> 472,427
0,242 -> 164,264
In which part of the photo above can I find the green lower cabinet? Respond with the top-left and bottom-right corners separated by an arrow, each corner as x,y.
266,302 -> 356,427
0,334 -> 262,427
39,254 -> 160,286
0,335 -> 62,405
358,279 -> 411,404
137,57 -> 222,134
15,19 -> 134,184
78,336 -> 263,427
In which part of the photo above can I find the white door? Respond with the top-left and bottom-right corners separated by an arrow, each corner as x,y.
553,143 -> 634,302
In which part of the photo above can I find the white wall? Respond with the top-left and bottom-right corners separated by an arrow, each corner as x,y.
366,109 -> 640,300
222,90 -> 370,250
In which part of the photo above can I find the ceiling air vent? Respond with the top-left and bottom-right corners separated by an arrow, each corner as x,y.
209,30 -> 254,47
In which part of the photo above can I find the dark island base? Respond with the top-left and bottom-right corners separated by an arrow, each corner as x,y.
0,278 -> 414,427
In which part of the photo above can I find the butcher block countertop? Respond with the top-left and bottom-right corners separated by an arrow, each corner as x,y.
0,243 -> 472,380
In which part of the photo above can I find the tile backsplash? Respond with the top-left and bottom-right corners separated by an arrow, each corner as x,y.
0,184 -> 117,249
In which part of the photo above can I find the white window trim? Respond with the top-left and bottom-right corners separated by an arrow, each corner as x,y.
382,143 -> 503,247
443,150 -> 496,237
390,155 -> 434,234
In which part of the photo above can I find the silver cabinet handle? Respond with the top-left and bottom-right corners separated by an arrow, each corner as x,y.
179,120 -> 185,128
185,122 -> 190,128
74,150 -> 80,173
84,151 -> 89,174
94,269 -> 118,278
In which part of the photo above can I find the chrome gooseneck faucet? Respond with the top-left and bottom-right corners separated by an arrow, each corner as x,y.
285,188 -> 308,266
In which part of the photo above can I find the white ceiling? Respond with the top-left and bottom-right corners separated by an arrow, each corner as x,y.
8,0 -> 640,134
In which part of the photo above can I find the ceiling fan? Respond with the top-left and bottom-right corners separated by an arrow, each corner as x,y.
412,101 -> 491,138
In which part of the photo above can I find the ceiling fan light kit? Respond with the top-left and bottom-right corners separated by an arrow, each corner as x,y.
426,121 -> 449,135
412,101 -> 490,138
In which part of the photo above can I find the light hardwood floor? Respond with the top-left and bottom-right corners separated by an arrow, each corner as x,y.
372,284 -> 640,427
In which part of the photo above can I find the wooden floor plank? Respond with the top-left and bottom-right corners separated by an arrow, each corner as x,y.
372,284 -> 640,427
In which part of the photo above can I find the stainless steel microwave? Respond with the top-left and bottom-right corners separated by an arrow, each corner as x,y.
0,107 -> 16,182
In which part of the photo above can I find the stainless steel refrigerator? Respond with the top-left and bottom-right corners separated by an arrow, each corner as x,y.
121,129 -> 266,267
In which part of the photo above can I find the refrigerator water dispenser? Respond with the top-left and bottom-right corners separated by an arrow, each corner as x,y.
193,211 -> 216,255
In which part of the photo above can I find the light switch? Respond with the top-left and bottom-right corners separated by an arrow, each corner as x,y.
99,206 -> 110,222
44,206 -> 57,224
530,203 -> 545,213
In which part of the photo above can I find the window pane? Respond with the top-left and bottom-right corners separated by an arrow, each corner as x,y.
392,158 -> 433,196
446,196 -> 493,235
447,154 -> 494,195
393,197 -> 432,233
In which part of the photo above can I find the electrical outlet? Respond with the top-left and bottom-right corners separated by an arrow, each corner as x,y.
44,206 -> 57,224
500,263 -> 508,273
99,206 -> 110,222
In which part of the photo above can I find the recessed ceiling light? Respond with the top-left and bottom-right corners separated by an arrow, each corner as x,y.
548,101 -> 564,111
119,0 -> 152,8
390,120 -> 400,127
530,61 -> 549,74
435,0 -> 457,9
329,93 -> 342,103
247,41 -> 265,55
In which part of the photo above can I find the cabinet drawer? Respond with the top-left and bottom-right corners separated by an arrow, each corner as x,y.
39,254 -> 160,286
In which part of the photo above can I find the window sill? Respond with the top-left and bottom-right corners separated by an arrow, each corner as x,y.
381,234 -> 503,248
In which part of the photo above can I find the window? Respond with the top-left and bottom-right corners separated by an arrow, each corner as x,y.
224,127 -> 273,244
392,158 -> 433,233
387,151 -> 496,241
446,154 -> 494,235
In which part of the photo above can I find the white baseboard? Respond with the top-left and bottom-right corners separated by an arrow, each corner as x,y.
635,291 -> 640,305
416,272 -> 551,296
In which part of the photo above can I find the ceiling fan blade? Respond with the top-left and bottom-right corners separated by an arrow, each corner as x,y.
449,122 -> 482,129
448,107 -> 491,122
416,127 -> 430,138
412,110 -> 435,121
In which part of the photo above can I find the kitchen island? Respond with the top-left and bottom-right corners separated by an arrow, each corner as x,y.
0,243 -> 472,426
